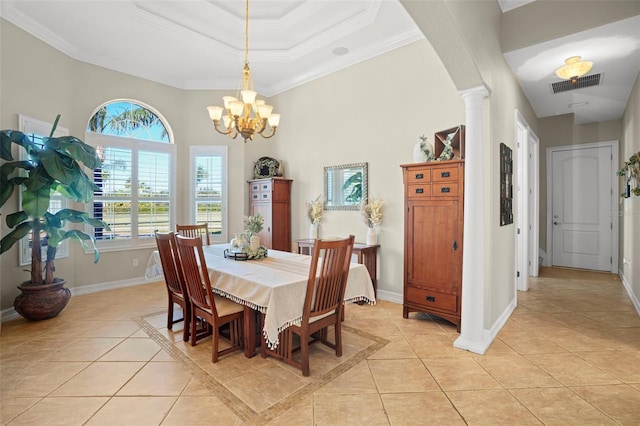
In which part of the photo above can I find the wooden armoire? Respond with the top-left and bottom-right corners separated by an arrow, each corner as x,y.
248,178 -> 292,251
400,160 -> 464,331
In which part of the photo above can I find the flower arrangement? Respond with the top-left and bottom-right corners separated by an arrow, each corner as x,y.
244,214 -> 264,235
306,195 -> 323,225
361,198 -> 383,228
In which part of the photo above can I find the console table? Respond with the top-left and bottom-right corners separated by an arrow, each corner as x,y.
296,239 -> 380,297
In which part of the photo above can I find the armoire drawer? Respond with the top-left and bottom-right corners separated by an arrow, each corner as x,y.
407,184 -> 432,199
432,182 -> 459,197
406,286 -> 458,313
432,167 -> 460,182
406,169 -> 431,184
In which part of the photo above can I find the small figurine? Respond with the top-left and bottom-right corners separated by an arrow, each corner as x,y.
437,134 -> 454,161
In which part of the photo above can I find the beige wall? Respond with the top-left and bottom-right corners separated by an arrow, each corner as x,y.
621,71 -> 640,303
0,21 -> 252,310
262,39 -> 465,296
501,0 -> 640,53
0,20 -> 465,310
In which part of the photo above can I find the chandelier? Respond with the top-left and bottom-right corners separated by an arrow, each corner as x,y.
206,0 -> 280,142
555,56 -> 593,84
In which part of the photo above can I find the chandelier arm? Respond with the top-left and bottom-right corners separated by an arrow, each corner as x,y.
212,120 -> 234,136
259,126 -> 277,139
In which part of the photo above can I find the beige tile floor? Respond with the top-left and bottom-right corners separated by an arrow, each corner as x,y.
1,266 -> 639,425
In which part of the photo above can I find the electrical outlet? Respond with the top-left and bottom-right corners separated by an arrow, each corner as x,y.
133,258 -> 139,267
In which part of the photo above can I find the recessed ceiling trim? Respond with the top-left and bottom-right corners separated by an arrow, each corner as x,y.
1,8 -> 79,58
262,28 -> 425,97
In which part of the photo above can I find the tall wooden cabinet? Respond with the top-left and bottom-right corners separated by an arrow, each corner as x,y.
249,178 -> 292,251
400,160 -> 464,331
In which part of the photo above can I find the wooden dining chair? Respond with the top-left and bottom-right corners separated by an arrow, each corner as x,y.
176,223 -> 210,245
154,231 -> 191,342
175,234 -> 244,363
261,235 -> 355,376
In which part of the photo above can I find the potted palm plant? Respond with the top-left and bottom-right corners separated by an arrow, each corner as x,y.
0,115 -> 109,320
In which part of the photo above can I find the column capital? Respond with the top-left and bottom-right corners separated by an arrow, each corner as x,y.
459,85 -> 489,100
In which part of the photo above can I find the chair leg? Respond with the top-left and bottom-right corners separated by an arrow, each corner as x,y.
190,312 -> 198,347
182,304 -> 190,342
300,331 -> 310,377
167,300 -> 174,330
335,322 -> 342,357
212,325 -> 219,363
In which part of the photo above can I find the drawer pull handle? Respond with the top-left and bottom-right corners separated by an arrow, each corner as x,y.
426,296 -> 436,302
262,194 -> 268,199
440,171 -> 450,178
415,173 -> 424,179
453,240 -> 458,251
252,195 -> 258,200
441,187 -> 450,193
415,188 -> 424,194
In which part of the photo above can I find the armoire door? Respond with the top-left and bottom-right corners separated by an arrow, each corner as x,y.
407,200 -> 461,292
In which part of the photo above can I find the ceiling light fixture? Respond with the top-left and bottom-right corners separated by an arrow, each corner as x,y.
206,0 -> 279,142
555,56 -> 593,84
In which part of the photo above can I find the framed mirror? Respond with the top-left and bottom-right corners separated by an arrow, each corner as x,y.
324,162 -> 368,210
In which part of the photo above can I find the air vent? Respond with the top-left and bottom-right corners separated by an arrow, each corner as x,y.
552,73 -> 601,94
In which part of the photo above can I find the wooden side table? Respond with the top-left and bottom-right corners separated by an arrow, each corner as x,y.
296,239 -> 380,297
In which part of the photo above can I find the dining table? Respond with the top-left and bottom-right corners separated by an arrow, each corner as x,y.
147,243 -> 377,357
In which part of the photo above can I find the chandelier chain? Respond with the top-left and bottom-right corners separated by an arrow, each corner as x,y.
206,0 -> 280,142
244,0 -> 249,66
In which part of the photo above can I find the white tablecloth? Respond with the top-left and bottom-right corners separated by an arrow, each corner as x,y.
146,244 -> 376,348
202,244 -> 376,349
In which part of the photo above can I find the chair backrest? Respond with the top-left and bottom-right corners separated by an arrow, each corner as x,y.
177,223 -> 210,245
155,231 -> 186,297
174,234 -> 219,318
303,235 -> 355,321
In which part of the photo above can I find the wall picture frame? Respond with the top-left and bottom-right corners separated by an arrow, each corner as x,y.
500,143 -> 513,226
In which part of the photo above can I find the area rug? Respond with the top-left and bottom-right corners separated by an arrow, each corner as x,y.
134,310 -> 389,423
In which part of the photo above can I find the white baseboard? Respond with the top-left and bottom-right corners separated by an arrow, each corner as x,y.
376,289 -> 402,304
1,276 -> 151,323
454,296 -> 516,355
619,269 -> 640,316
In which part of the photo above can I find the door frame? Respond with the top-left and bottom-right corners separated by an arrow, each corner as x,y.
545,141 -> 619,273
515,111 -> 539,292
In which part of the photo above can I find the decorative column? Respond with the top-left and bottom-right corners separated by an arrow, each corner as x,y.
454,85 -> 489,354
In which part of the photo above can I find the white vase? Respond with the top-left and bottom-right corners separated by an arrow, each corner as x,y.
250,235 -> 260,253
366,227 -> 377,245
413,140 -> 427,163
413,138 -> 434,162
309,223 -> 318,239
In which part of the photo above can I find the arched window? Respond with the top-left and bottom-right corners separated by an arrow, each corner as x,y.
86,100 -> 176,249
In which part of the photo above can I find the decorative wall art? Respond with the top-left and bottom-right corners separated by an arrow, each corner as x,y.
500,143 -> 513,226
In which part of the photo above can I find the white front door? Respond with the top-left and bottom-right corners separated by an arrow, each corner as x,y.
550,145 -> 613,271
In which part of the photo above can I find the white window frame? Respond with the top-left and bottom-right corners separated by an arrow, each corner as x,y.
17,115 -> 69,266
86,132 -> 176,251
189,146 -> 228,243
